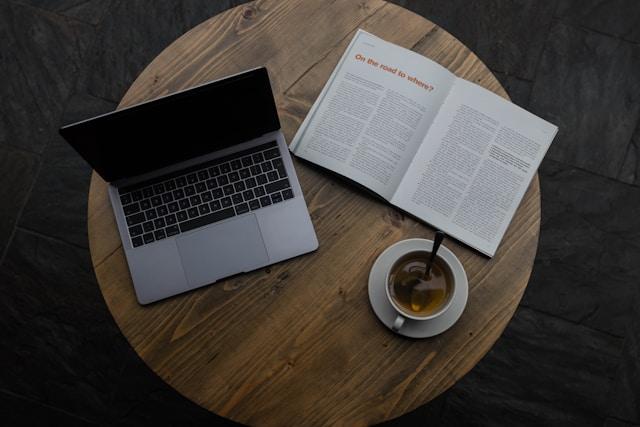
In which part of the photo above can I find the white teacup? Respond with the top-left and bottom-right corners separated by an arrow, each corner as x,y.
385,249 -> 456,332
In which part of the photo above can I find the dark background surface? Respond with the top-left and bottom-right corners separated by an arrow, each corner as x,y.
0,1 -> 638,426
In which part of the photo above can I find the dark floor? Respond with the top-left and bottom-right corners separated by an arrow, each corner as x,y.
1,0 -> 639,425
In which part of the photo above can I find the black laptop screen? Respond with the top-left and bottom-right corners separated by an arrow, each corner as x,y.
59,68 -> 281,182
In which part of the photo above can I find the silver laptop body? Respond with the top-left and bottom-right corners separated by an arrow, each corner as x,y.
61,68 -> 318,304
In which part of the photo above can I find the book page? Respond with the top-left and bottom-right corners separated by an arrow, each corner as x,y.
392,78 -> 557,256
290,30 -> 455,199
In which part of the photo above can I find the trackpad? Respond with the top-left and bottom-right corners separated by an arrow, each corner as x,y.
176,214 -> 269,288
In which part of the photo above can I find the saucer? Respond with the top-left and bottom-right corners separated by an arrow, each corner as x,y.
368,238 -> 468,338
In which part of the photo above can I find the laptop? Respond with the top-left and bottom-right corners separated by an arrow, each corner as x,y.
60,67 -> 318,304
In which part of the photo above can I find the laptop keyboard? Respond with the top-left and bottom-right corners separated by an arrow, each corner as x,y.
118,141 -> 293,248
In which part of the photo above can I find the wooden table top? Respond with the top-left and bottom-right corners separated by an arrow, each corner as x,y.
88,1 -> 541,425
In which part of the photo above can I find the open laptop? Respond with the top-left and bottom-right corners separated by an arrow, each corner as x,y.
60,67 -> 318,304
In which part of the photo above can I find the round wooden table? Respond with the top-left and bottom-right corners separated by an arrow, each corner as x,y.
88,1 -> 541,425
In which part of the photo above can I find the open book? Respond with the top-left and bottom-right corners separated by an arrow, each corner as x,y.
290,30 -> 557,257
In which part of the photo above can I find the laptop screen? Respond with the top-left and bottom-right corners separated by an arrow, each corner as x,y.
59,68 -> 281,182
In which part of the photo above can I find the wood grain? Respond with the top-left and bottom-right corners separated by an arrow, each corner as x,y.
88,1 -> 541,425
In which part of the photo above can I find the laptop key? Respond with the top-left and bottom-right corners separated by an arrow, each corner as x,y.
199,204 -> 210,215
162,193 -> 173,203
234,181 -> 246,192
220,163 -> 231,174
242,156 -> 253,167
132,236 -> 143,247
256,174 -> 267,185
165,213 -> 177,225
263,148 -> 280,160
246,177 -> 257,188
249,199 -> 260,211
239,168 -> 250,179
243,189 -> 254,201
124,202 -> 140,215
229,172 -> 240,182
180,207 -> 235,233
232,194 -> 243,204
157,205 -> 168,217
265,178 -> 290,194
267,171 -> 279,182
176,211 -> 188,222
198,170 -> 209,181
260,196 -> 272,207
142,187 -> 154,198
217,175 -> 229,186
168,202 -> 179,213
154,183 -> 165,195
208,165 -> 220,177
231,159 -> 242,170
154,229 -> 166,240
212,188 -> 223,199
145,209 -> 157,220
173,188 -> 185,199
223,185 -> 234,196
120,193 -> 132,205
190,195 -> 202,206
210,200 -> 221,211
252,152 -> 264,163
206,179 -> 217,189
143,233 -> 155,244
271,192 -> 283,203
221,197 -> 232,208
254,186 -> 266,197
235,203 -> 249,215
202,191 -> 213,203
166,225 -> 180,237
195,182 -> 206,193
154,218 -> 166,228
140,199 -> 151,210
129,224 -> 143,237
273,158 -> 286,177
187,173 -> 197,184
187,207 -> 199,218
179,199 -> 190,210
143,221 -> 154,232
165,180 -> 176,191
151,196 -> 162,207
176,176 -> 187,187
282,189 -> 294,200
261,162 -> 273,173
132,190 -> 143,201
126,212 -> 146,226
185,185 -> 196,196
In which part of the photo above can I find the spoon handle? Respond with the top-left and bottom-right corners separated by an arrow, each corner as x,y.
425,231 -> 446,278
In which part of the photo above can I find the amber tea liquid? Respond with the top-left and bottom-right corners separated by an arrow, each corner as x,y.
388,253 -> 453,317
